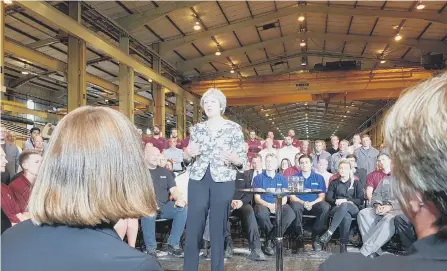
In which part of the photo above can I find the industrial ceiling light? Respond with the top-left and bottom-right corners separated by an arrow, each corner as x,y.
148,78 -> 153,83
193,21 -> 201,31
416,2 -> 425,9
380,60 -> 386,64
21,71 -> 29,75
215,50 -> 222,56
189,101 -> 194,105
394,34 -> 402,41
230,69 -> 235,74
298,15 -> 305,22
300,40 -> 306,47
301,62 -> 307,66
4,0 -> 13,4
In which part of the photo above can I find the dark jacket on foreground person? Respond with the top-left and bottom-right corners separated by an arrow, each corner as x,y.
1,220 -> 162,271
319,234 -> 447,271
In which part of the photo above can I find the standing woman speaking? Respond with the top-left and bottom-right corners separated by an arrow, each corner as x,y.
184,88 -> 247,271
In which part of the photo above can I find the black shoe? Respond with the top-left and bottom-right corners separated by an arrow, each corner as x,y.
340,244 -> 348,253
224,242 -> 234,259
319,231 -> 333,244
144,248 -> 157,258
167,244 -> 184,258
294,236 -> 305,252
263,239 -> 275,256
248,248 -> 267,261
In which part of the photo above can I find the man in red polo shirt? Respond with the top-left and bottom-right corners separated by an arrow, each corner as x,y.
8,149 -> 42,223
144,125 -> 168,152
247,130 -> 262,163
366,152 -> 392,203
262,131 -> 281,149
170,128 -> 183,149
281,130 -> 302,151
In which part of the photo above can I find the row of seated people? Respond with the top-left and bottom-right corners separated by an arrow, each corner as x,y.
145,148 -> 415,260
251,134 -> 380,177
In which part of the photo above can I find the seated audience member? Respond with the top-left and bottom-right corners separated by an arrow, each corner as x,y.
347,134 -> 362,155
170,128 -> 183,149
0,148 -> 13,233
279,158 -> 291,175
114,218 -> 139,248
141,146 -> 187,257
247,130 -> 262,163
320,71 -> 447,271
143,125 -> 168,152
301,140 -> 312,155
315,159 -> 333,188
318,159 -> 364,253
29,135 -> 45,156
310,140 -> 332,170
262,131 -> 281,149
1,106 -> 161,270
6,131 -> 22,153
289,154 -> 330,251
330,140 -> 349,173
1,125 -> 20,182
249,154 -> 264,184
357,176 -> 402,257
253,153 -> 296,256
23,127 -> 41,150
281,130 -> 302,150
346,154 -> 367,190
365,152 -> 392,203
158,154 -> 168,168
163,138 -> 184,172
326,135 -> 339,155
278,136 -> 300,167
259,138 -> 278,169
394,214 -> 417,253
354,134 -> 379,175
7,150 -> 42,224
283,153 -> 302,178
328,154 -> 363,186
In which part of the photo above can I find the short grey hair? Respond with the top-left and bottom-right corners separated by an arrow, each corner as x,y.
385,72 -> 447,236
200,88 -> 227,115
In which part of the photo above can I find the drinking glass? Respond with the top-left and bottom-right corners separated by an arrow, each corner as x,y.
297,176 -> 305,192
289,176 -> 298,192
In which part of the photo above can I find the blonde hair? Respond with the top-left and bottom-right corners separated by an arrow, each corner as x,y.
200,88 -> 227,114
385,73 -> 447,213
29,106 -> 158,226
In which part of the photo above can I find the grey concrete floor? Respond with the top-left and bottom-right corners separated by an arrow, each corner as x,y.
157,245 -> 357,271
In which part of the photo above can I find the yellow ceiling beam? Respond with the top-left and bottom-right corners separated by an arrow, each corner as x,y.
17,1 -> 199,105
191,69 -> 434,99
1,100 -> 63,121
3,39 -> 175,112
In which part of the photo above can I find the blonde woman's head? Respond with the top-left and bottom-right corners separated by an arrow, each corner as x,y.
29,106 -> 158,226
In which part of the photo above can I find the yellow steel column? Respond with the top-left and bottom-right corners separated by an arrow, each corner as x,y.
176,92 -> 186,138
118,36 -> 134,122
67,1 -> 86,111
154,87 -> 166,136
0,3 -> 5,93
151,42 -> 165,135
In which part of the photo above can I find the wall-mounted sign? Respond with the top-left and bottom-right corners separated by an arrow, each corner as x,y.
296,82 -> 310,90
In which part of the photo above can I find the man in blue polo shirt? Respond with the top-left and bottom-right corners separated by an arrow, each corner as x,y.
253,153 -> 296,256
289,154 -> 330,252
